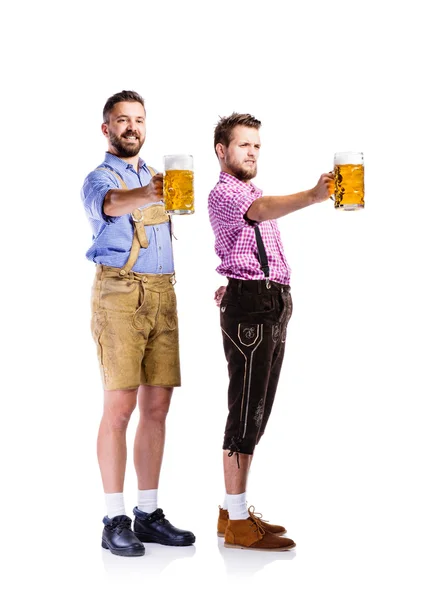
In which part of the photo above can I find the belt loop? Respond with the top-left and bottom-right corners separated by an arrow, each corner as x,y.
257,280 -> 262,294
238,280 -> 243,295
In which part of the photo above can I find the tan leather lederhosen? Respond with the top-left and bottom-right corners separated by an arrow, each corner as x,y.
96,166 -> 172,276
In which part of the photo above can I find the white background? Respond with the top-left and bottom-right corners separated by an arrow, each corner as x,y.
2,0 -> 420,598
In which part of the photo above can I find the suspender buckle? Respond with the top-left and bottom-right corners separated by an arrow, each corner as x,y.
265,278 -> 272,289
131,212 -> 144,223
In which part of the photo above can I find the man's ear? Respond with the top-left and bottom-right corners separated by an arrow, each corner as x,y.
101,123 -> 109,138
216,143 -> 225,160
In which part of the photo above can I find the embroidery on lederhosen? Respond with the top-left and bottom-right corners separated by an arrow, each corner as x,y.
220,323 -> 264,463
272,323 -> 281,342
254,397 -> 265,428
238,324 -> 261,347
280,291 -> 293,343
237,323 -> 263,438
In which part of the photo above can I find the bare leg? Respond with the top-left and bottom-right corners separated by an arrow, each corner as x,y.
97,388 -> 138,493
134,385 -> 173,490
223,450 -> 253,494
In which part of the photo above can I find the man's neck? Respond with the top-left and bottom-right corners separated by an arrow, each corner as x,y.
222,168 -> 252,185
108,149 -> 139,171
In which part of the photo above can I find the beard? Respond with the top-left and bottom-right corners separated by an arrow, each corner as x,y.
227,159 -> 257,182
109,130 -> 144,158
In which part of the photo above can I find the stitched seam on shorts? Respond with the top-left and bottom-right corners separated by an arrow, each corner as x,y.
98,268 -> 104,311
239,325 -> 263,439
221,327 -> 247,439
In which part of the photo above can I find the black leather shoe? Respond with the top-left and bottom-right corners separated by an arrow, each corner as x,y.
133,507 -> 195,546
102,515 -> 145,557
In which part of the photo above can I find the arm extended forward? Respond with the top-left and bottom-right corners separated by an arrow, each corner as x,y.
103,173 -> 164,217
246,173 -> 334,222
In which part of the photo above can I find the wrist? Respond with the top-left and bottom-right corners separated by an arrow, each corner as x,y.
306,189 -> 317,205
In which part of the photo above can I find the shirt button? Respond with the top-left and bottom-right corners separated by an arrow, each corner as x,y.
159,246 -> 162,250
159,266 -> 162,270
155,227 -> 159,231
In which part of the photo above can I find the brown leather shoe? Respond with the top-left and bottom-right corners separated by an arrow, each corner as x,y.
217,506 -> 287,537
224,514 -> 295,551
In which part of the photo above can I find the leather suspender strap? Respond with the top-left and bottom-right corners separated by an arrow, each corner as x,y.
143,165 -> 174,239
244,216 -> 271,289
96,167 -> 128,190
95,166 -> 164,275
253,224 -> 271,288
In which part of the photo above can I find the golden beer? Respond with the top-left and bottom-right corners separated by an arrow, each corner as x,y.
163,155 -> 194,214
334,152 -> 364,210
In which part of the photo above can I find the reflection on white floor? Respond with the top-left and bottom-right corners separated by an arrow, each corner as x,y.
101,542 -> 196,577
217,536 -> 296,577
218,538 -> 296,577
100,535 -> 296,580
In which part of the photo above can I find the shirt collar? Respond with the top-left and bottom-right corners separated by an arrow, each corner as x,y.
104,152 -> 146,173
219,170 -> 259,193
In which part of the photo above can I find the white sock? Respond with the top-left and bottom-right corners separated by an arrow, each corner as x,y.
226,492 -> 249,520
222,495 -> 228,510
137,489 -> 158,513
105,492 -> 126,519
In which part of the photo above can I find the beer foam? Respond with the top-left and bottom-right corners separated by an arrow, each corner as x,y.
164,154 -> 193,171
334,151 -> 363,165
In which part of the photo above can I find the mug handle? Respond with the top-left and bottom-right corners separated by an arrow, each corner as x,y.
329,169 -> 335,202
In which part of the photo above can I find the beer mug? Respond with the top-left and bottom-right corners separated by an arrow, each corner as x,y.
333,151 -> 364,210
163,154 -> 194,214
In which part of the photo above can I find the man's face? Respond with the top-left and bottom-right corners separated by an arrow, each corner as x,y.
102,101 -> 146,158
219,125 -> 261,182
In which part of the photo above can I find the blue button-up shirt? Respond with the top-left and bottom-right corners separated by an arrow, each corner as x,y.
81,152 -> 174,274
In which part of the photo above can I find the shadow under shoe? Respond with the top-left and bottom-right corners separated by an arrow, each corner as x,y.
217,506 -> 287,537
102,515 -> 145,557
224,515 -> 295,551
133,507 -> 196,546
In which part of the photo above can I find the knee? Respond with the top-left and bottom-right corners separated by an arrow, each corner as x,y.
106,410 -> 134,431
140,400 -> 170,423
104,406 -> 135,431
103,392 -> 136,432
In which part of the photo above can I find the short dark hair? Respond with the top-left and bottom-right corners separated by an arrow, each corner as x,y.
103,90 -> 145,123
214,112 -> 261,151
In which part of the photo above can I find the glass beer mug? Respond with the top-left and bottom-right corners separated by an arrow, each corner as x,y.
333,151 -> 365,210
163,154 -> 194,214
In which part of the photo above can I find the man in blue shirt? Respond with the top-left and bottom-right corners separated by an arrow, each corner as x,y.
82,90 -> 195,557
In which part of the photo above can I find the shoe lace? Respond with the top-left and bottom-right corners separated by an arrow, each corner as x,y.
227,437 -> 241,469
108,517 -> 132,534
248,511 -> 266,537
248,505 -> 268,525
145,508 -> 168,525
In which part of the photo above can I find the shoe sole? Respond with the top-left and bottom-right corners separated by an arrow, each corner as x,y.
224,541 -> 296,552
217,530 -> 287,537
134,533 -> 195,546
101,540 -> 145,557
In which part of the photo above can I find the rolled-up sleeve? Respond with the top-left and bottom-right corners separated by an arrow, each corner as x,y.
209,185 -> 256,229
82,170 -> 121,223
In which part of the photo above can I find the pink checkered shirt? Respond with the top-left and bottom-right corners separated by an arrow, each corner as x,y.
208,172 -> 291,284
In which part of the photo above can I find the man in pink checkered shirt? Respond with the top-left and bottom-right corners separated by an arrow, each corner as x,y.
208,113 -> 334,551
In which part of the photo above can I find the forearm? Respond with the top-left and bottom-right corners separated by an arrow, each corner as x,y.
246,190 -> 315,222
103,187 -> 154,217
